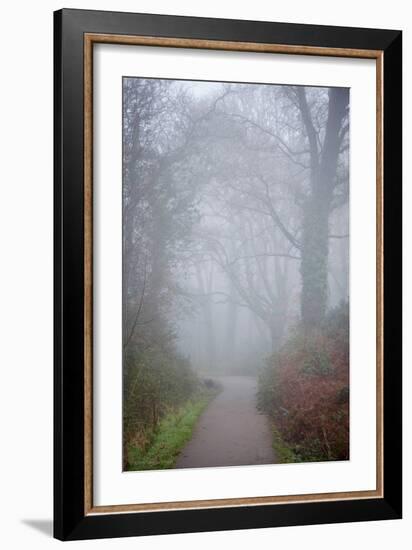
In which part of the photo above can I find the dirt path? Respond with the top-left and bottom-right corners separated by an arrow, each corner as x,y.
175,375 -> 276,468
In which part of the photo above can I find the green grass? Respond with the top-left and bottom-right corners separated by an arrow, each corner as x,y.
271,426 -> 299,464
127,391 -> 216,471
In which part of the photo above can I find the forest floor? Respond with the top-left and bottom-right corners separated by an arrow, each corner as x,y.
175,376 -> 276,468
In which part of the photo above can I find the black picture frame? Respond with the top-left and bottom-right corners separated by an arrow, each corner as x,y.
54,8 -> 402,541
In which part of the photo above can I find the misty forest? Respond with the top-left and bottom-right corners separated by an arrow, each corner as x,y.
123,77 -> 350,471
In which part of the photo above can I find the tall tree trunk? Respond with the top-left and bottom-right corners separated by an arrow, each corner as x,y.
300,194 -> 330,327
225,281 -> 238,370
195,264 -> 217,371
298,87 -> 349,328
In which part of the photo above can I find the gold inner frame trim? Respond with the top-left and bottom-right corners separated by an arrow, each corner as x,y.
84,33 -> 384,515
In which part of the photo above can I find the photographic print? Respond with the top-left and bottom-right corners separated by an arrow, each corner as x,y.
55,10 -> 402,539
122,77 -> 350,471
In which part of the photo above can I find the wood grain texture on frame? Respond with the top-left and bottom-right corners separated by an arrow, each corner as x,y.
83,32 -> 384,515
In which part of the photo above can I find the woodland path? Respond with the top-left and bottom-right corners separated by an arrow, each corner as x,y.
175,375 -> 276,468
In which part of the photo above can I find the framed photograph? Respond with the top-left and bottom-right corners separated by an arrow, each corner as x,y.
54,8 -> 402,541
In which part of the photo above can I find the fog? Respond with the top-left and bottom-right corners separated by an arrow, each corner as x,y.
123,77 -> 349,377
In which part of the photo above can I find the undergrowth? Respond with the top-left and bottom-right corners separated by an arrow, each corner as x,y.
126,387 -> 219,471
258,302 -> 349,463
